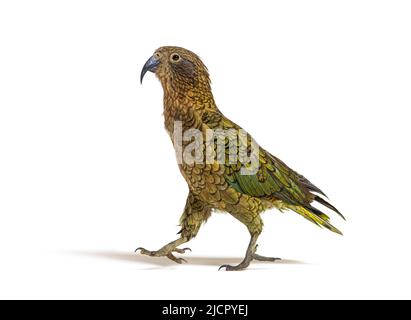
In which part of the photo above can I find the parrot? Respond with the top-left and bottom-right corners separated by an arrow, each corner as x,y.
137,46 -> 344,271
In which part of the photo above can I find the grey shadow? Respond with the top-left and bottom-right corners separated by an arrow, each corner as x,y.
65,250 -> 307,268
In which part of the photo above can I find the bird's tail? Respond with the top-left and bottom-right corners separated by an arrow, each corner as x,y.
286,204 -> 343,235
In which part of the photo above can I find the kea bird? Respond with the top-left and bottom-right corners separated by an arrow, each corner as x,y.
137,46 -> 344,271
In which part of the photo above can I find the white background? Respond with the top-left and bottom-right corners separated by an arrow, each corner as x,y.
1,0 -> 410,300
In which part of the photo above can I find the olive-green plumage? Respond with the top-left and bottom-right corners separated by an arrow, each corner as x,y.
137,46 -> 345,270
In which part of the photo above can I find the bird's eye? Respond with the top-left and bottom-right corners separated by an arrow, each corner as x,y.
170,53 -> 181,62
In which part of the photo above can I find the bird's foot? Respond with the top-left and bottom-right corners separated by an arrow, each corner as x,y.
135,246 -> 191,264
218,262 -> 250,271
219,243 -> 281,271
219,253 -> 253,271
218,254 -> 280,271
252,254 -> 281,262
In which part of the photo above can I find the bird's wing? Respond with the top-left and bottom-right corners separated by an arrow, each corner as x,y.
203,113 -> 344,234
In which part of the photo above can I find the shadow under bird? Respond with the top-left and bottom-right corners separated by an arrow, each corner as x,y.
137,46 -> 345,271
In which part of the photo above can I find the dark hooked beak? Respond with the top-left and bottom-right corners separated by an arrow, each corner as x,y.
140,55 -> 160,84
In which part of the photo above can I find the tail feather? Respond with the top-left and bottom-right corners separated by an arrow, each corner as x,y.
314,195 -> 346,221
287,205 -> 343,235
308,205 -> 331,221
298,176 -> 328,198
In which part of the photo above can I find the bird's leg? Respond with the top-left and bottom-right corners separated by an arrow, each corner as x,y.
252,245 -> 281,262
136,192 -> 211,264
135,236 -> 191,264
218,211 -> 281,271
218,236 -> 281,270
219,233 -> 259,271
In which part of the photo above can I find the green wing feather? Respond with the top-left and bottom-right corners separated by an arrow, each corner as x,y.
209,115 -> 344,234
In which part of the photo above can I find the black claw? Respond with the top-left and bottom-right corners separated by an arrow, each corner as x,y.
218,265 -> 229,271
182,248 -> 192,252
166,254 -> 187,264
135,247 -> 143,253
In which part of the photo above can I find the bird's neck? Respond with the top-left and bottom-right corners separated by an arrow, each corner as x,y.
163,86 -> 219,134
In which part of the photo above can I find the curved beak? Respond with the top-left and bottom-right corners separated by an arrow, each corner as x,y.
140,55 -> 160,84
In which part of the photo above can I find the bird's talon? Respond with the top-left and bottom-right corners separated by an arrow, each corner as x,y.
218,265 -> 229,271
219,264 -> 246,271
167,253 -> 187,264
135,247 -> 151,255
173,247 -> 192,254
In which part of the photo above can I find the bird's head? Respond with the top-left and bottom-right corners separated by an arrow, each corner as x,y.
140,46 -> 210,93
